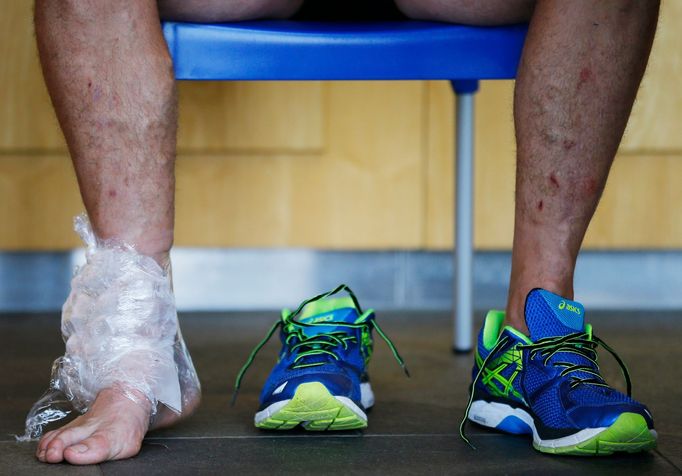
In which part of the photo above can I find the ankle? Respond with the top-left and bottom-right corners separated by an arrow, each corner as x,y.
505,278 -> 574,335
122,231 -> 173,268
94,227 -> 173,268
503,302 -> 529,335
85,213 -> 173,263
146,250 -> 171,270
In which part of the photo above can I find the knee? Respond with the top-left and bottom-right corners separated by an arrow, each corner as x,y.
158,0 -> 304,22
393,0 -> 433,21
395,0 -> 536,25
255,0 -> 305,19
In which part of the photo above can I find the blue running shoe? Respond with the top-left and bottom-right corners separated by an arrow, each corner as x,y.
233,284 -> 408,431
461,288 -> 657,455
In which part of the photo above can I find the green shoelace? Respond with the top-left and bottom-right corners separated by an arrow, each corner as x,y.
232,284 -> 409,405
459,331 -> 632,448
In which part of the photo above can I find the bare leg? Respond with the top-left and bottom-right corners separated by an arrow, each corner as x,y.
509,1 -> 658,332
36,0 -> 177,264
35,0 -> 182,464
33,0 -> 298,465
398,0 -> 658,333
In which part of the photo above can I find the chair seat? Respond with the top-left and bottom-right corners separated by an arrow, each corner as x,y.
163,21 -> 527,81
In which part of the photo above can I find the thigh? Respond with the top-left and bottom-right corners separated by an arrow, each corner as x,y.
158,0 -> 304,22
394,0 -> 535,25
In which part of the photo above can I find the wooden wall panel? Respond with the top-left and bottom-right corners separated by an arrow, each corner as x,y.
424,81 -> 453,248
425,80 -> 516,250
0,2 -> 65,151
175,154 -> 295,246
0,155 -> 81,249
176,82 -> 425,248
304,81 -> 423,248
621,1 -> 682,152
178,82 -> 324,152
586,155 -> 682,248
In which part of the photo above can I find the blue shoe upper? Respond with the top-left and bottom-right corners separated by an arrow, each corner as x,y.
233,284 -> 408,412
258,299 -> 373,410
521,289 -> 653,437
469,289 -> 654,440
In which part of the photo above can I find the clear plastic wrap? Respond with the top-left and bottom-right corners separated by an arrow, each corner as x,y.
19,214 -> 201,441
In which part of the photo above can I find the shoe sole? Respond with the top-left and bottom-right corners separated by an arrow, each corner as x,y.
469,400 -> 657,456
255,382 -> 368,431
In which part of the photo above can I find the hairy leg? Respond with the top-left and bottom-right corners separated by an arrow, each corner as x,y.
398,0 -> 658,333
34,0 -> 182,464
508,0 -> 659,332
36,0 -> 176,265
34,0 -> 298,465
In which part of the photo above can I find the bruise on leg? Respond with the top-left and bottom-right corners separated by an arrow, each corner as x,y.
577,67 -> 593,90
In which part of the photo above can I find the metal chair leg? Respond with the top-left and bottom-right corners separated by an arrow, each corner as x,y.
451,80 -> 478,353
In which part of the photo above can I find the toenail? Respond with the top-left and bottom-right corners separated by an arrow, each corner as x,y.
69,444 -> 89,454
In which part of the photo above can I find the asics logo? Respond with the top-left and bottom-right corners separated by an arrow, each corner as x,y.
304,315 -> 334,324
558,300 -> 581,315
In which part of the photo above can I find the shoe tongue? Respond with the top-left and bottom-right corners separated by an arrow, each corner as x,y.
295,297 -> 362,337
525,289 -> 585,341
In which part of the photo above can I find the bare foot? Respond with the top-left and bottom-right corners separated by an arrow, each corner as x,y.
35,387 -> 199,465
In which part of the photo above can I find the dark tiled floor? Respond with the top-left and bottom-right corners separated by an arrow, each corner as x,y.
0,311 -> 681,475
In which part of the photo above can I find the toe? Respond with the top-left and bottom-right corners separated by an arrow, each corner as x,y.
37,429 -> 60,462
63,433 -> 115,465
44,445 -> 63,464
36,445 -> 48,463
45,425 -> 93,464
37,429 -> 59,457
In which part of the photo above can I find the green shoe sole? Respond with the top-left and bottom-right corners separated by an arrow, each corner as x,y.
255,382 -> 368,431
535,412 -> 657,456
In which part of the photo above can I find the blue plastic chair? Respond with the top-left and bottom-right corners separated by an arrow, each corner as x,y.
162,21 -> 528,352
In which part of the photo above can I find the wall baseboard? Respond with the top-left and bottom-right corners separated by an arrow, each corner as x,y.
0,249 -> 680,312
